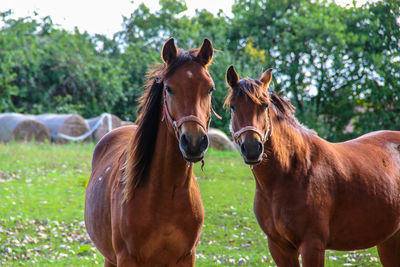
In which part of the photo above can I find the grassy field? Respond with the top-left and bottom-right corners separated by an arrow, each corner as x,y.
0,142 -> 382,266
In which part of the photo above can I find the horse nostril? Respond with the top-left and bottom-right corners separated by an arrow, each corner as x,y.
241,143 -> 246,154
199,134 -> 208,151
180,134 -> 189,149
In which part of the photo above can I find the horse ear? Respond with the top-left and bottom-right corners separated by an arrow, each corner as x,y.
226,65 -> 239,89
197,38 -> 214,66
162,38 -> 178,64
259,68 -> 273,90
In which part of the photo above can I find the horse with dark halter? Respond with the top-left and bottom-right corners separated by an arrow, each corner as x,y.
225,65 -> 400,266
85,38 -> 219,266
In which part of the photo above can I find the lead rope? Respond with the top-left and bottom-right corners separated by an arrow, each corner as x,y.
211,106 -> 222,120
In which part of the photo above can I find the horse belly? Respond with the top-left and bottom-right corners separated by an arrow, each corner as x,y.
328,196 -> 400,250
85,172 -> 116,262
328,222 -> 400,250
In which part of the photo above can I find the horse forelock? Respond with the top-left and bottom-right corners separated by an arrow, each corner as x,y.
121,49 -> 205,202
225,79 -> 269,107
225,79 -> 296,119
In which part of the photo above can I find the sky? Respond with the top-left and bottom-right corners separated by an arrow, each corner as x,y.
0,0 -> 376,38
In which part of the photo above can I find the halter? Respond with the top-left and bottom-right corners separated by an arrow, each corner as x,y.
161,89 -> 222,141
231,106 -> 273,145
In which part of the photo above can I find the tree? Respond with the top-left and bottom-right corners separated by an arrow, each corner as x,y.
0,12 -> 126,118
228,0 -> 400,141
1,0 -> 399,140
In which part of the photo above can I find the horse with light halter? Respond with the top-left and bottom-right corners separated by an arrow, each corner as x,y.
225,65 -> 400,266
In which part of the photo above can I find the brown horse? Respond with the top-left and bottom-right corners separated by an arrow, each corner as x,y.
225,65 -> 400,266
85,38 -> 219,266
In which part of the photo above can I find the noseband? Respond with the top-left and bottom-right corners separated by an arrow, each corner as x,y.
162,90 -> 221,141
231,106 -> 273,145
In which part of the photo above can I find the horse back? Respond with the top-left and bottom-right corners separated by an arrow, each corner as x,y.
338,130 -> 400,176
85,125 -> 136,263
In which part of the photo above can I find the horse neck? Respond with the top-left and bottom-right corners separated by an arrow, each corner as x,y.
146,119 -> 193,190
254,109 -> 313,185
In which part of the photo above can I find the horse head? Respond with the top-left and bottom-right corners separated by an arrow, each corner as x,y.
162,38 -> 218,162
225,65 -> 273,165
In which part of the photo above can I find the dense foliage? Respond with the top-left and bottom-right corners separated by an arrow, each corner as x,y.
0,0 -> 399,141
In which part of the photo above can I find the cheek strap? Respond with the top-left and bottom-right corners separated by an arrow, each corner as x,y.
231,106 -> 273,145
162,90 -> 222,141
233,126 -> 266,144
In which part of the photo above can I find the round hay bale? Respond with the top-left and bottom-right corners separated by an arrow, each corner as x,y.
35,114 -> 90,143
208,128 -> 235,151
120,120 -> 135,127
0,113 -> 50,143
86,114 -> 123,142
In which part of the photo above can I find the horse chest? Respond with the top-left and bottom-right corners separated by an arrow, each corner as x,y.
254,188 -> 306,244
142,223 -> 193,254
118,189 -> 203,262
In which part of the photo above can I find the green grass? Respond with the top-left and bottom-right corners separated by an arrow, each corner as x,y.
0,142 -> 381,266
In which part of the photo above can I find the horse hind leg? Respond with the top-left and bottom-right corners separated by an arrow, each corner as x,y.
377,230 -> 400,267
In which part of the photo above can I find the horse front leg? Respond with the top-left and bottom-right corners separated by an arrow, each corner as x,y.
176,251 -> 195,267
299,239 -> 326,267
116,251 -> 141,267
268,237 -> 300,267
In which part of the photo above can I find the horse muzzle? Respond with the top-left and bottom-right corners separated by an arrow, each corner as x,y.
240,138 -> 264,165
179,131 -> 209,162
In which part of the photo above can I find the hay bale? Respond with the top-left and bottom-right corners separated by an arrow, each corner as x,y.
35,114 -> 90,143
208,128 -> 235,151
120,120 -> 134,127
86,114 -> 123,142
0,113 -> 50,143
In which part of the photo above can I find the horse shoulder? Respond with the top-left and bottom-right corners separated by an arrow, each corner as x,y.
91,125 -> 137,170
85,125 -> 137,264
88,125 -> 135,210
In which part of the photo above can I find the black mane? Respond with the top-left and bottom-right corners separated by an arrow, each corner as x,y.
122,49 -> 201,200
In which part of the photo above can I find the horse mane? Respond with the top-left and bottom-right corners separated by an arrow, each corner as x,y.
224,78 -> 269,107
122,48 -> 203,202
268,93 -> 316,136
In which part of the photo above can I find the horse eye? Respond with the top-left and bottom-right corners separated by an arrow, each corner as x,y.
166,86 -> 173,95
208,87 -> 215,94
230,105 -> 235,112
